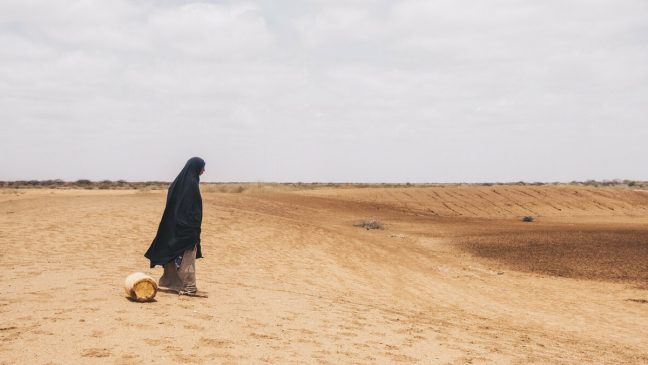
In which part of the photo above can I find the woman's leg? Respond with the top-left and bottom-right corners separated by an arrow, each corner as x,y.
178,245 -> 208,297
159,261 -> 183,291
178,245 -> 197,293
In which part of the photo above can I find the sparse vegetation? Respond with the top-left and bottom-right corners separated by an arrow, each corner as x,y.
353,219 -> 384,230
522,216 -> 535,222
0,180 -> 169,190
1,179 -> 646,191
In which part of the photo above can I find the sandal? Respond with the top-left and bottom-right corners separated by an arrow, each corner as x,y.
179,290 -> 208,298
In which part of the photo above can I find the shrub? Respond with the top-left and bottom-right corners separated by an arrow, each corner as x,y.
353,219 -> 384,230
522,216 -> 535,222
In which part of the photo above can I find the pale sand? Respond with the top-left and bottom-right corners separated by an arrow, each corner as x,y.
1,186 -> 647,364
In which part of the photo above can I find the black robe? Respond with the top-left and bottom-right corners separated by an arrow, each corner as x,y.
145,157 -> 205,268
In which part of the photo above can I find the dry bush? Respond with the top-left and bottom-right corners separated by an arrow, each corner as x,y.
353,219 -> 384,230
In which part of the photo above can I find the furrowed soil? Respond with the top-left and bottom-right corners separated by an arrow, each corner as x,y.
1,185 -> 647,364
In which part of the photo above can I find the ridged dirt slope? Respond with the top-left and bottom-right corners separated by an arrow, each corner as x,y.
300,185 -> 648,218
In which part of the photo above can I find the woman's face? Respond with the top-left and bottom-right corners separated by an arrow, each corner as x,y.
199,168 -> 205,176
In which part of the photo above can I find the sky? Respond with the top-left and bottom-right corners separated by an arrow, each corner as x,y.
1,0 -> 647,183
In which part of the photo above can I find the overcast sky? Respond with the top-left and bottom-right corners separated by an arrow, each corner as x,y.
1,0 -> 647,182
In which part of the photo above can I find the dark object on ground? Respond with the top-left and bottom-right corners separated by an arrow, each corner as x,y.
354,219 -> 384,230
522,216 -> 535,222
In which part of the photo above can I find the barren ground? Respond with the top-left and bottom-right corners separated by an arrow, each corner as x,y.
1,185 -> 647,364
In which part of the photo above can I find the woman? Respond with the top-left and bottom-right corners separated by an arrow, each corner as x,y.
145,157 -> 208,297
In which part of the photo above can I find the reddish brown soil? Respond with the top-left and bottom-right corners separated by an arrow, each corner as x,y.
459,227 -> 648,286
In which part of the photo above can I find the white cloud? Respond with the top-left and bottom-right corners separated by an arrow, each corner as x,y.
148,2 -> 273,58
0,0 -> 646,182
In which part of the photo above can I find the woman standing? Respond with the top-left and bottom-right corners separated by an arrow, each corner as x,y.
145,157 -> 208,297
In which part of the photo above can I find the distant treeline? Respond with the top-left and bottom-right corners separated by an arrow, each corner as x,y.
0,179 -> 169,190
0,179 -> 645,191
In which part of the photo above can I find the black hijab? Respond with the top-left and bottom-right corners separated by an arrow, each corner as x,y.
145,157 -> 205,268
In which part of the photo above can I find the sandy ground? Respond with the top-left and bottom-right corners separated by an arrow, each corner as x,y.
1,186 -> 647,364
